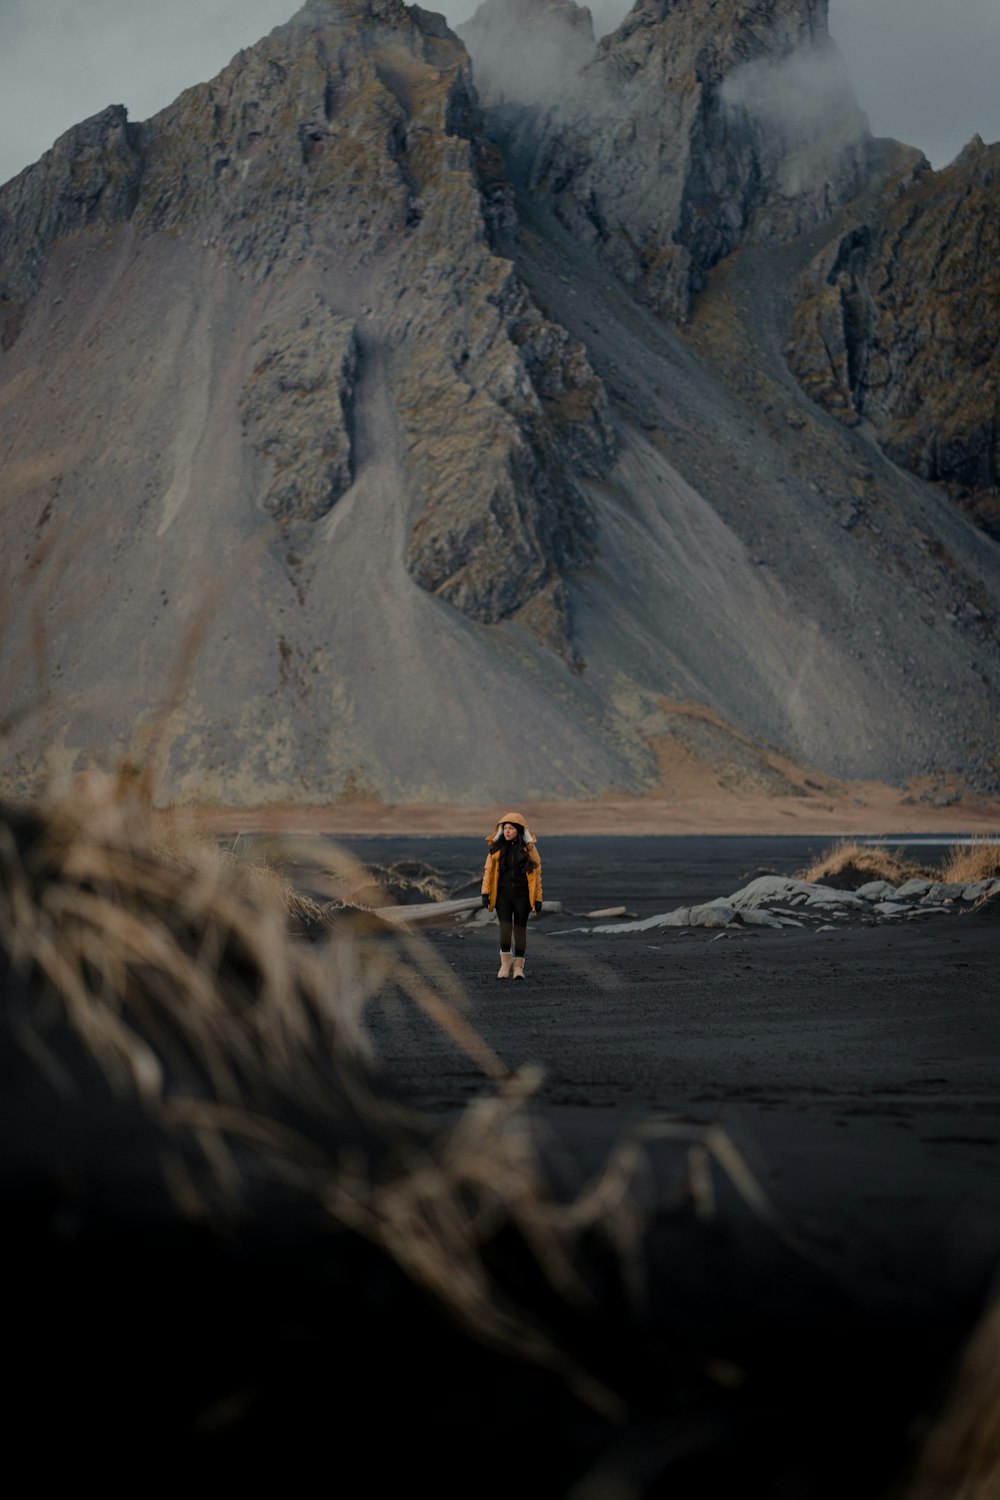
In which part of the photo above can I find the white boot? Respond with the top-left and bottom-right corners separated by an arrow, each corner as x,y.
512,956 -> 525,980
497,952 -> 513,980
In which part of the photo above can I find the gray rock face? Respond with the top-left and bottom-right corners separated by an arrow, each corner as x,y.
397,269 -> 614,649
922,883 -> 968,903
130,0 -> 452,275
854,881 -> 898,901
0,105 -> 142,307
728,875 -> 824,908
805,890 -> 866,909
894,879 -> 932,899
786,138 -> 1000,539
519,0 -> 869,319
241,302 -> 358,523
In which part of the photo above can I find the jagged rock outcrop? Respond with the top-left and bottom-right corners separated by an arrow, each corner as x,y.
576,873 -> 1000,933
514,0 -> 870,319
786,137 -> 1000,539
399,267 -> 612,649
0,105 -> 143,311
0,0 -> 612,649
241,301 -> 359,523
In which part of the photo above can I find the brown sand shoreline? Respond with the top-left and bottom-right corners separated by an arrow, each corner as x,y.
168,784 -> 1000,839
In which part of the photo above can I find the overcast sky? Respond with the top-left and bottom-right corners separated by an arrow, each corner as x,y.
0,0 -> 998,188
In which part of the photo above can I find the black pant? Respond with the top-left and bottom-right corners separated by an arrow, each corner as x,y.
496,890 -> 531,956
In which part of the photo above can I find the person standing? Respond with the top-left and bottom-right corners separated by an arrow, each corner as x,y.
481,812 -> 543,980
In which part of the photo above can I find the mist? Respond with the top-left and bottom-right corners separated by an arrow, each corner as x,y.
720,44 -> 868,194
1,0 -> 999,186
456,0 -> 596,109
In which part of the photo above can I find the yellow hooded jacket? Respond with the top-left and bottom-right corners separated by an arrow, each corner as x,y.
481,812 -> 542,912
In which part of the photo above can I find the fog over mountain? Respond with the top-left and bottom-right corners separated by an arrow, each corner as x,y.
1,0 -> 998,806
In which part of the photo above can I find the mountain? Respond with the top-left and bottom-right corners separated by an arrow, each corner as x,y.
0,0 -> 997,806
786,134 -> 1000,541
504,0 -> 870,320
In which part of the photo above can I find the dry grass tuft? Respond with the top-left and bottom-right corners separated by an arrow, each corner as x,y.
0,770 -> 640,1419
899,1293 -> 1000,1500
358,857 -> 452,905
938,839 -> 1000,886
798,840 -> 930,890
801,837 -> 1000,893
211,837 -> 340,934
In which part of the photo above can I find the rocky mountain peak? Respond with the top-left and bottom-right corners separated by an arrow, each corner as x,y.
274,0 -> 461,48
282,0 -> 412,28
502,0 -> 868,319
787,136 -> 1000,539
0,104 -> 143,306
606,0 -> 829,60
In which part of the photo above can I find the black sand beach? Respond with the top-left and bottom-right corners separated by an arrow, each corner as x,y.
350,834 -> 999,1495
7,825 -> 996,1496
359,837 -> 998,1277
